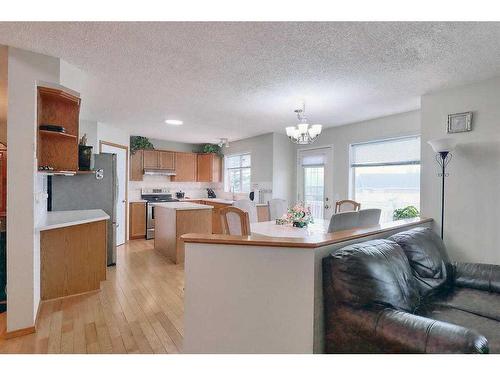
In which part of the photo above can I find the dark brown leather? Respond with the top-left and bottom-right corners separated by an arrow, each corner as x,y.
453,262 -> 500,293
323,239 -> 419,312
389,227 -> 453,296
323,227 -> 499,354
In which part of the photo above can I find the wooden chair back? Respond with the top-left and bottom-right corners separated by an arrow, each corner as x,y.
220,206 -> 251,236
335,199 -> 361,213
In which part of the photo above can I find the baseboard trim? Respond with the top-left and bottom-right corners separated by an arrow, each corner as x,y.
2,325 -> 35,340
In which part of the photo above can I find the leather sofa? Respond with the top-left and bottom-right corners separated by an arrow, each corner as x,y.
322,227 -> 500,353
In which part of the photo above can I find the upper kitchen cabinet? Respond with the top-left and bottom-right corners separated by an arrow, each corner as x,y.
159,151 -> 175,170
172,152 -> 197,182
197,153 -> 221,182
143,149 -> 158,169
37,86 -> 81,173
130,149 -> 143,181
142,150 -> 175,170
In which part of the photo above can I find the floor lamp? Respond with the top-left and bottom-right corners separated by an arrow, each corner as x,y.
427,138 -> 457,239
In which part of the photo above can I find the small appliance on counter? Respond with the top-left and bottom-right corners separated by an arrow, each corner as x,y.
249,189 -> 260,203
207,188 -> 216,198
141,188 -> 179,240
175,191 -> 185,199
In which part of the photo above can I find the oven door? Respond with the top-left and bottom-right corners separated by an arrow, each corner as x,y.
146,202 -> 155,239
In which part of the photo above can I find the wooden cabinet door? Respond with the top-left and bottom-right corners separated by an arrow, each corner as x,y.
143,150 -> 159,169
159,151 -> 175,170
212,155 -> 222,183
172,152 -> 197,181
129,202 -> 146,239
130,150 -> 143,181
197,154 -> 213,182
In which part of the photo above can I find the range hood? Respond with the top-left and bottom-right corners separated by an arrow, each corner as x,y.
143,169 -> 176,176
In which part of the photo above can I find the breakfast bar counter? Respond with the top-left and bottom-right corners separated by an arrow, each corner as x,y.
181,217 -> 432,354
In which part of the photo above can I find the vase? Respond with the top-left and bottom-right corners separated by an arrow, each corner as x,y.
293,221 -> 307,228
78,145 -> 93,171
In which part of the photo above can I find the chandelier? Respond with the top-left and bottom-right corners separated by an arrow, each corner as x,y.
285,102 -> 322,145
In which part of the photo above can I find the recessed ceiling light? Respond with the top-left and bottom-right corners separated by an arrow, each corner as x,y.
165,119 -> 183,125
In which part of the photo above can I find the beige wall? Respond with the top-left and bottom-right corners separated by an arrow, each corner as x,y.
421,78 -> 500,265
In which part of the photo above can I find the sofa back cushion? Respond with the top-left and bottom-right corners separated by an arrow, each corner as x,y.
389,227 -> 453,296
323,239 -> 419,312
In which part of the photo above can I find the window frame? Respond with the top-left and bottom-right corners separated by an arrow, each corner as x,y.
224,152 -> 252,193
349,134 -> 421,202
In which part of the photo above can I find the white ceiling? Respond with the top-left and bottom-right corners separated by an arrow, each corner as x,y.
1,22 -> 500,144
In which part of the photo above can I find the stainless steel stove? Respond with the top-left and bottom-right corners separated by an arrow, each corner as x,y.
141,188 -> 179,240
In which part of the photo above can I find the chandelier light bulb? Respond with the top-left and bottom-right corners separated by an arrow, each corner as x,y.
286,103 -> 322,145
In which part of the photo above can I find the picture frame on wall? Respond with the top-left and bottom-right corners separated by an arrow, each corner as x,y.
447,111 -> 473,133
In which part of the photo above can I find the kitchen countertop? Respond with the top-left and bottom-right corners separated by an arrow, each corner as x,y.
37,209 -> 110,231
151,202 -> 214,210
181,198 -> 268,206
129,199 -> 147,203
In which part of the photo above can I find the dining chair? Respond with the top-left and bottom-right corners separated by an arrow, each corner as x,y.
327,211 -> 360,233
233,199 -> 258,223
358,208 -> 382,227
268,198 -> 288,221
220,206 -> 251,236
335,199 -> 361,213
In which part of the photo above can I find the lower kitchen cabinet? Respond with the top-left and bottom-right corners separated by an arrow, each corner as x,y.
129,202 -> 146,239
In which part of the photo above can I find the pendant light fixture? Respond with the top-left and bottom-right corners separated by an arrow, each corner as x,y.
286,102 -> 322,145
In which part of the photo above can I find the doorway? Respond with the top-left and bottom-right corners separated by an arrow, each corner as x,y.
297,146 -> 334,220
100,141 -> 128,246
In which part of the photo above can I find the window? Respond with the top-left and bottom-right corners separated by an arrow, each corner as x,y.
350,136 -> 420,222
224,153 -> 251,193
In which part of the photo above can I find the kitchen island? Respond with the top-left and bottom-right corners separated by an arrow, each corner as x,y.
181,217 -> 432,354
153,202 -> 213,264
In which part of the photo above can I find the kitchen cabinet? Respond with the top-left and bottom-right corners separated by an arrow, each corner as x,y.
257,204 -> 270,222
143,150 -> 159,169
142,150 -> 175,170
172,152 -> 197,182
159,151 -> 175,170
129,202 -> 146,239
197,154 -> 222,182
130,150 -> 143,181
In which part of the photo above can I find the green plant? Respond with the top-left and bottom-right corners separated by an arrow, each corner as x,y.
393,205 -> 420,220
199,143 -> 223,157
130,136 -> 154,154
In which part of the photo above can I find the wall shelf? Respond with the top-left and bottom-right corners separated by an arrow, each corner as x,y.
37,85 -> 81,173
39,130 -> 77,140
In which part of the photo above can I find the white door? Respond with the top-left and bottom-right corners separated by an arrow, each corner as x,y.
101,143 -> 127,246
297,147 -> 334,220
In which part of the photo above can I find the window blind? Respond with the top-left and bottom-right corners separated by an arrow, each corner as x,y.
351,136 -> 420,167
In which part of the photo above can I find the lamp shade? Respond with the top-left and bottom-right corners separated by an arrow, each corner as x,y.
427,138 -> 457,153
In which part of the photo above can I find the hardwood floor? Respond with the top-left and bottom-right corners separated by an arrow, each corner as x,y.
0,239 -> 184,354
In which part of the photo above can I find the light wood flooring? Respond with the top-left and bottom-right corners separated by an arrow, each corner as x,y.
0,239 -> 184,354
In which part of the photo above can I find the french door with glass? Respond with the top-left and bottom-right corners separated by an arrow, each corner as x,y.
297,147 -> 334,220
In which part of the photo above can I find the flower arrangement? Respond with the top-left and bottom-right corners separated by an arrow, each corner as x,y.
276,202 -> 314,228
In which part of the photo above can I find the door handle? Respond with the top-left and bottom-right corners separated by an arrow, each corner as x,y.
324,204 -> 330,209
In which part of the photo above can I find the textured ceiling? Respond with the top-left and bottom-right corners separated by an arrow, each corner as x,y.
1,22 -> 500,143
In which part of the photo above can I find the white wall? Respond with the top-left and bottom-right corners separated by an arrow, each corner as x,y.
0,45 -> 7,145
79,120 -> 98,150
97,122 -> 130,150
421,78 -> 500,265
296,111 -> 421,203
272,133 -> 295,202
7,47 -> 60,331
223,133 -> 274,187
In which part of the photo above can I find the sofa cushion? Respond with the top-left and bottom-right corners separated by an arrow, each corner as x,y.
389,227 -> 453,296
420,304 -> 500,353
324,239 -> 420,312
432,287 -> 500,322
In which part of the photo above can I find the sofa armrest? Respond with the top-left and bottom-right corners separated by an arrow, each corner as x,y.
453,262 -> 500,293
333,305 -> 488,353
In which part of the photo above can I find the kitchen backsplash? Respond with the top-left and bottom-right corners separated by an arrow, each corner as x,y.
128,175 -> 223,201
